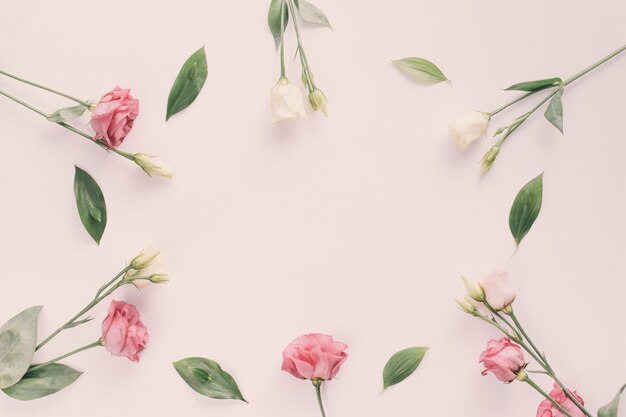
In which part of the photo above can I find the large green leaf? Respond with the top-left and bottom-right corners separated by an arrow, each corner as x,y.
268,0 -> 289,49
544,89 -> 564,134
73,166 -> 107,244
46,104 -> 88,123
598,384 -> 626,417
383,347 -> 428,389
0,306 -> 42,389
509,173 -> 543,246
173,357 -> 246,402
392,58 -> 449,84
504,77 -> 562,92
166,46 -> 208,121
297,1 -> 332,29
2,363 -> 82,401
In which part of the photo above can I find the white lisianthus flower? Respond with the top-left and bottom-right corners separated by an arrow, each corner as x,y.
270,77 -> 306,123
449,111 -> 491,149
134,154 -> 174,179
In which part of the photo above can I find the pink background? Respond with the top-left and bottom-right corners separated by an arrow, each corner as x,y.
0,0 -> 625,416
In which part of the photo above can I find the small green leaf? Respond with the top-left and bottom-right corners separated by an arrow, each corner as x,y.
268,0 -> 289,49
598,384 -> 626,417
544,89 -> 564,134
297,1 -> 332,29
392,58 -> 449,84
2,363 -> 82,401
63,317 -> 94,330
383,347 -> 428,389
73,166 -> 107,244
166,47 -> 208,121
504,77 -> 562,92
509,173 -> 543,246
174,357 -> 246,402
46,104 -> 88,123
0,306 -> 42,389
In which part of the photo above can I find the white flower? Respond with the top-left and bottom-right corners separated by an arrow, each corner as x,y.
130,249 -> 160,270
308,88 -> 328,116
479,270 -> 516,311
134,154 -> 174,179
270,77 -> 306,122
480,145 -> 501,175
449,111 -> 491,149
461,276 -> 485,302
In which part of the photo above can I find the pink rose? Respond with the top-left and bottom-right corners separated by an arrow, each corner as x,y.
281,333 -> 348,380
90,86 -> 139,148
537,383 -> 586,417
479,337 -> 526,383
101,300 -> 148,362
480,270 -> 516,311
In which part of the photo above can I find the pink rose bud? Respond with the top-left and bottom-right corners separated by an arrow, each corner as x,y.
281,333 -> 348,381
536,383 -> 586,417
479,269 -> 516,311
101,300 -> 148,362
479,337 -> 526,383
90,86 -> 139,148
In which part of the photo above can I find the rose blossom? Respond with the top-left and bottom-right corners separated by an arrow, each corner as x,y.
480,269 -> 516,311
101,300 -> 148,362
270,78 -> 306,122
90,86 -> 139,148
479,337 -> 526,383
281,333 -> 348,380
536,383 -> 586,417
449,110 -> 490,149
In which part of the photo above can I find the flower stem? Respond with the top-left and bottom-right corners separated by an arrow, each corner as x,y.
36,266 -> 131,351
510,312 -> 593,417
279,0 -> 286,78
287,0 -> 315,92
524,376 -> 575,417
0,69 -> 91,107
313,380 -> 327,417
29,340 -> 102,372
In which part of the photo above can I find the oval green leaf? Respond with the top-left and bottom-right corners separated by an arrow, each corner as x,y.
544,89 -> 564,134
2,363 -> 82,401
268,0 -> 289,49
599,384 -> 626,417
297,1 -> 332,29
383,347 -> 428,389
73,166 -> 107,244
166,47 -> 208,121
509,173 -> 543,246
392,58 -> 449,84
46,104 -> 88,123
504,77 -> 562,92
173,357 -> 246,402
0,306 -> 42,389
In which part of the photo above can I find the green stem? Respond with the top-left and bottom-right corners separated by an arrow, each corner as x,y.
0,89 -> 49,117
36,267 -> 130,351
313,380 -> 327,417
510,312 -> 593,417
30,340 -> 102,372
525,377 -> 575,417
0,69 -> 91,107
287,0 -> 315,92
279,0 -> 286,78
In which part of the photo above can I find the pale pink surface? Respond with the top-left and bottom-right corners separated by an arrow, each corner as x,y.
479,337 -> 526,382
536,383 -> 586,417
102,300 -> 149,362
480,270 -> 517,311
281,333 -> 348,380
90,86 -> 139,148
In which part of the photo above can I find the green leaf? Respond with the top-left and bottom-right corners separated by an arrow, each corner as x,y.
2,363 -> 82,401
392,58 -> 449,84
598,384 -> 626,417
268,0 -> 289,49
0,306 -> 42,389
383,347 -> 429,389
166,47 -> 208,121
504,77 -> 562,92
46,104 -> 88,123
73,166 -> 107,244
297,1 -> 332,29
544,89 -> 564,134
173,357 -> 246,402
63,317 -> 94,330
509,173 -> 543,246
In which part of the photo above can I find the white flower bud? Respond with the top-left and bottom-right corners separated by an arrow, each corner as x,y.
462,276 -> 485,302
130,249 -> 160,270
308,88 -> 328,116
270,77 -> 306,122
134,154 -> 173,179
